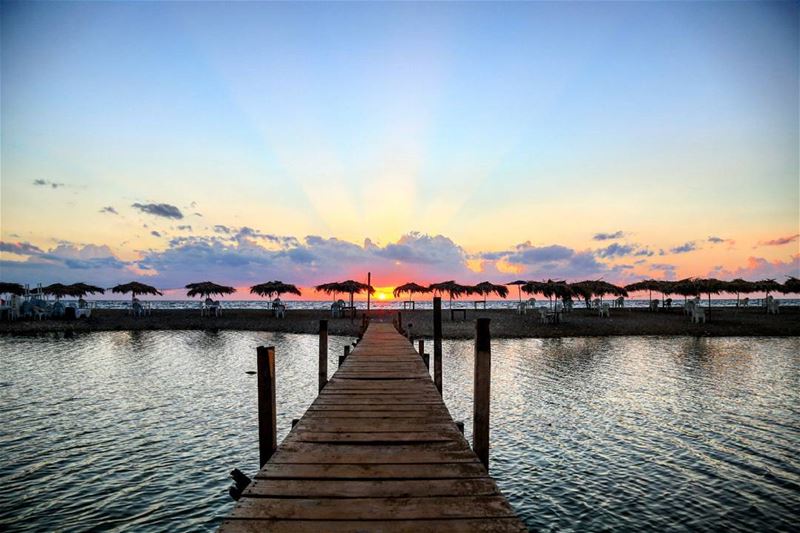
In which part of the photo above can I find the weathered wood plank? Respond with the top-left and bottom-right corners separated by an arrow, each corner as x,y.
254,463 -> 489,480
243,478 -> 499,498
220,518 -> 527,533
228,495 -> 518,520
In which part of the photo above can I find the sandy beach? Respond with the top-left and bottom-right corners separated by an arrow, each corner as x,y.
2,306 -> 798,338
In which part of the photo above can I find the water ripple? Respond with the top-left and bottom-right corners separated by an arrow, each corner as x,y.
1,333 -> 798,531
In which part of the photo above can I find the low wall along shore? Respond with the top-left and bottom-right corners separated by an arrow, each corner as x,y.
1,307 -> 798,338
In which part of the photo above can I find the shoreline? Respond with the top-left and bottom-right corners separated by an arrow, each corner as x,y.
1,307 -> 798,338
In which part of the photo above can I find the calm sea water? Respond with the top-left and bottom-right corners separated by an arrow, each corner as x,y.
1,332 -> 798,531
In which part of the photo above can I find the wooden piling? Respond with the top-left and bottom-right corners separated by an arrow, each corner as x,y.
422,352 -> 430,369
397,311 -> 403,333
433,296 -> 443,394
256,345 -> 276,468
339,345 -> 350,367
418,339 -> 424,355
473,317 -> 491,469
318,319 -> 328,392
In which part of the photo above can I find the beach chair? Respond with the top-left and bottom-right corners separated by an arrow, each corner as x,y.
331,300 -> 344,318
614,296 -> 624,308
516,302 -> 526,315
767,300 -> 780,315
538,307 -> 549,324
592,298 -> 601,310
664,298 -> 672,309
741,297 -> 749,308
563,299 -> 573,313
274,303 -> 286,318
684,300 -> 695,317
649,299 -> 660,311
692,307 -> 706,324
599,303 -> 610,317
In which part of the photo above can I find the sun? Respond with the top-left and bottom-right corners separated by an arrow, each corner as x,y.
378,293 -> 386,300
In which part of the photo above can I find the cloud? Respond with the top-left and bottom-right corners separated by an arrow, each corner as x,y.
707,236 -> 724,244
593,231 -> 625,241
176,225 -> 192,231
33,179 -> 65,189
649,262 -> 678,279
710,255 -> 800,281
595,243 -> 654,258
99,206 -> 119,215
670,242 -> 697,254
131,202 -> 184,219
0,243 -> 131,284
757,234 -> 799,247
151,231 -> 162,237
0,241 -> 44,255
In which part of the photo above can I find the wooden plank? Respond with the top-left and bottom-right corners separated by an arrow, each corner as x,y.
220,518 -> 527,533
228,495 -> 518,520
254,463 -> 489,480
243,478 -> 499,498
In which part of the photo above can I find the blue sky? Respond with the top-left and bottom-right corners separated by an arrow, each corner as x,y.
1,1 -> 798,292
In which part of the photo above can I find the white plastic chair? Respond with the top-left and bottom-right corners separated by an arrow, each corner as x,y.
692,307 -> 706,323
538,306 -> 548,324
599,303 -> 610,317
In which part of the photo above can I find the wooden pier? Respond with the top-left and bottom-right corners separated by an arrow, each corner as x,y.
220,322 -> 525,532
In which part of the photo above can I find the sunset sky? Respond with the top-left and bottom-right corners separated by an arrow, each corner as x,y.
1,1 -> 798,299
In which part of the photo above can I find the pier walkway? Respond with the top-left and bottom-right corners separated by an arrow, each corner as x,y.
220,322 -> 525,532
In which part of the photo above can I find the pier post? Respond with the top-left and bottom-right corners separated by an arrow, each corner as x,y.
397,312 -> 403,334
422,352 -> 430,369
418,339 -> 424,355
407,323 -> 413,343
473,318 -> 491,469
433,297 -> 443,395
319,320 -> 328,392
339,345 -> 350,367
257,346 -> 277,468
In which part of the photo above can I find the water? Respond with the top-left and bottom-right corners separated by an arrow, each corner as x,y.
32,298 -> 800,311
1,332 -> 798,531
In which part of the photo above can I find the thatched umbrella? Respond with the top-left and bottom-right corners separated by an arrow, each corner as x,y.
315,282 -> 343,302
725,278 -> 757,307
41,283 -> 79,300
185,281 -> 236,299
316,280 -> 374,308
429,281 -> 475,308
568,281 -> 594,308
111,281 -> 164,303
392,282 -> 431,299
625,279 -> 662,306
67,283 -> 106,297
523,279 -> 571,310
784,276 -> 800,294
0,282 -> 25,296
505,280 -> 528,303
250,281 -> 302,299
755,279 -> 783,302
693,278 -> 724,310
577,280 -> 627,304
473,281 -> 509,304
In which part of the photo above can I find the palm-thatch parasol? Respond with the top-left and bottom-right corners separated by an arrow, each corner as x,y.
523,279 -> 571,310
250,281 -> 302,299
574,280 -> 627,304
41,283 -> 79,299
473,281 -> 509,303
568,281 -> 595,308
0,282 -> 26,296
67,282 -> 106,297
755,279 -> 783,301
693,278 -> 724,310
111,281 -> 164,302
625,279 -> 663,306
725,278 -> 757,307
505,280 -> 529,303
429,281 -> 476,308
784,276 -> 800,294
185,281 -> 236,299
316,280 -> 374,308
392,282 -> 431,299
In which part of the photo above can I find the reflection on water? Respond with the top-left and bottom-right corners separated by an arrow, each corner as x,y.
1,332 -> 798,531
